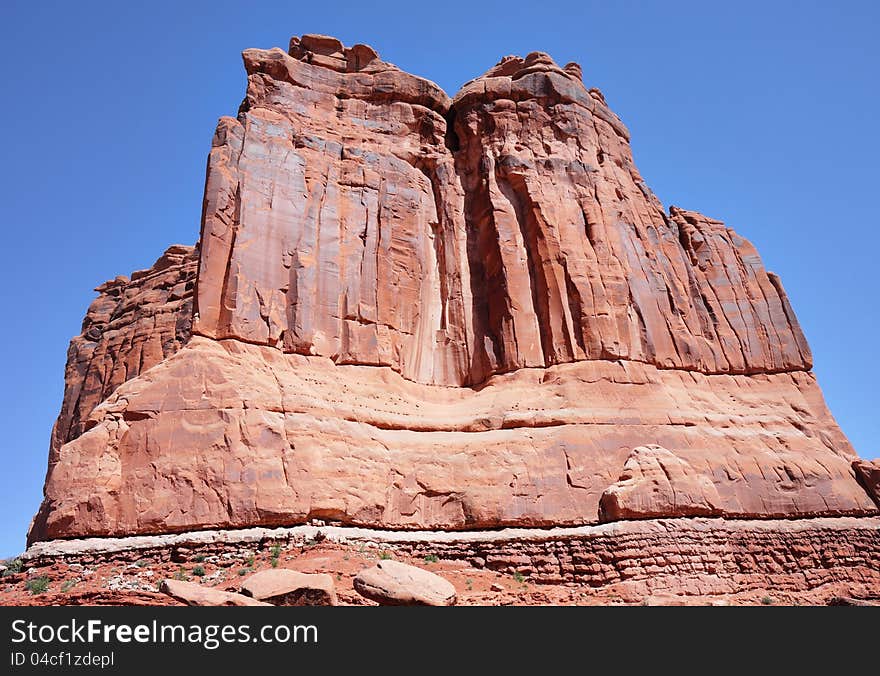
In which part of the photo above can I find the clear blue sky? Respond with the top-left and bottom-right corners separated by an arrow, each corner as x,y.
1,1 -> 877,557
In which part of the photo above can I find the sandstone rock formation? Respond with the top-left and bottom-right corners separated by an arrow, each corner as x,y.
195,45 -> 811,385
28,34 -> 878,544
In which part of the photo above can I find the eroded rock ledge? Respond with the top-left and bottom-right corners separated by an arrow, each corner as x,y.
22,517 -> 880,598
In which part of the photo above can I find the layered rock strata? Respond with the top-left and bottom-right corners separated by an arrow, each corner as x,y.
31,337 -> 875,539
29,34 -> 877,544
21,519 -> 880,601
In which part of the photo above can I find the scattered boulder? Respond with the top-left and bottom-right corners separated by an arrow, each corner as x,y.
640,593 -> 691,606
354,560 -> 456,606
827,596 -> 880,606
240,569 -> 337,606
159,579 -> 271,607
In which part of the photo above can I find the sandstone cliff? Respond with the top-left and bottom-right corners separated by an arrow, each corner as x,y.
195,41 -> 810,386
29,35 -> 877,544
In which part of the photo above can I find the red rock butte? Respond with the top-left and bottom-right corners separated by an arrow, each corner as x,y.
29,34 -> 880,545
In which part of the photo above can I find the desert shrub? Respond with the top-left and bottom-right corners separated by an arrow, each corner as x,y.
4,558 -> 23,575
26,576 -> 50,594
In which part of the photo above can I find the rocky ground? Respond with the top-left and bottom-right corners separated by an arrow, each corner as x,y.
2,538 -> 877,607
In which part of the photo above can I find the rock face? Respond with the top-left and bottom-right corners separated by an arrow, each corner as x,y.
194,45 -> 810,386
30,337 -> 875,538
29,34 -> 877,544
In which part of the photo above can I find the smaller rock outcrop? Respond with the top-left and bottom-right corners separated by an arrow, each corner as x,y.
599,445 -> 723,521
50,245 -> 198,456
287,34 -> 381,73
240,569 -> 337,606
159,579 -> 271,607
354,560 -> 456,606
853,460 -> 880,507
